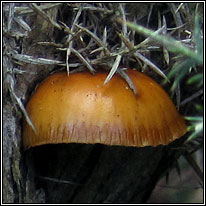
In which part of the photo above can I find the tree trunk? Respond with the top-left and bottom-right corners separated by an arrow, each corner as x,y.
3,3 -> 186,204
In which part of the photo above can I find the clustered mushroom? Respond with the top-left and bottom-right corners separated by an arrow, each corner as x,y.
23,69 -> 187,149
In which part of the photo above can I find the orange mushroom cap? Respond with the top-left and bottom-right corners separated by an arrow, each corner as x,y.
23,69 -> 187,149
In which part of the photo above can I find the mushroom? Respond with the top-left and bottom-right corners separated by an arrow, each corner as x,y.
23,69 -> 187,149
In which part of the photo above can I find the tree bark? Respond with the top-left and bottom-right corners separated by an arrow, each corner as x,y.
3,3 -> 186,204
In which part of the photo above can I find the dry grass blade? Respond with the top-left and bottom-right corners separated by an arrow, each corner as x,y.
30,3 -> 62,30
10,52 -> 63,65
163,47 -> 170,65
118,32 -> 133,49
66,47 -> 72,76
125,20 -> 202,64
118,32 -> 143,67
8,3 -> 15,31
71,48 -> 95,74
175,3 -> 184,13
73,5 -> 113,14
75,24 -> 110,56
65,6 -> 83,75
7,3 -> 63,16
118,69 -> 137,95
133,25 -> 166,50
66,6 -> 83,44
111,26 -> 165,58
146,3 -> 154,27
90,47 -> 104,55
90,27 -> 166,66
91,54 -> 114,65
170,3 -> 183,28
35,42 -> 63,48
66,29 -> 84,45
14,16 -> 31,32
59,21 -> 73,35
167,23 -> 186,31
119,4 -> 127,40
7,74 -> 37,134
102,27 -> 107,45
162,16 -> 170,65
3,29 -> 28,39
134,52 -> 169,81
104,55 -> 121,85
